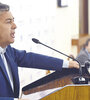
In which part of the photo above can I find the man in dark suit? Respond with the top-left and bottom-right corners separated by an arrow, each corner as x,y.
76,38 -> 90,65
0,2 -> 79,100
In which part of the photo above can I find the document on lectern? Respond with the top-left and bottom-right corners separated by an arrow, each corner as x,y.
22,87 -> 62,100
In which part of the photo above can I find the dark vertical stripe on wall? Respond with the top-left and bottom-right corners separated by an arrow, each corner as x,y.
79,0 -> 88,34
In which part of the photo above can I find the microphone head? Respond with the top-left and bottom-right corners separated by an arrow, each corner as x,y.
32,38 -> 40,44
85,61 -> 90,68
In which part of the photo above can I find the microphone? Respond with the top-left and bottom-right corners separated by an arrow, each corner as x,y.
32,38 -> 89,84
85,60 -> 90,75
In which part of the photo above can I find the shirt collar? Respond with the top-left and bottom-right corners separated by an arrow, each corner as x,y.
0,46 -> 7,54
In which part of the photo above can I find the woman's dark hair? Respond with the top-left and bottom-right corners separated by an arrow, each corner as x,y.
83,38 -> 90,48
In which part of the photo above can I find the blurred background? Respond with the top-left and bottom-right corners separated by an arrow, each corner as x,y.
0,0 -> 90,94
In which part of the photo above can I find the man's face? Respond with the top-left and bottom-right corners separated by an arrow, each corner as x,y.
0,11 -> 17,48
86,41 -> 90,53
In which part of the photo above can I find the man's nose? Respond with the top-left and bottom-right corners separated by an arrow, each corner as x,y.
12,22 -> 17,29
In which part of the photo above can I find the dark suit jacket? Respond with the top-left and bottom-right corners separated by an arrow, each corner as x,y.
76,48 -> 89,65
0,45 -> 63,100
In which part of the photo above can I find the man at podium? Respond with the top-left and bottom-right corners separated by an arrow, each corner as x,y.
0,2 -> 79,100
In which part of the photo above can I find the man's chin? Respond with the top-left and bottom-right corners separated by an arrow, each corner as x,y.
10,40 -> 15,44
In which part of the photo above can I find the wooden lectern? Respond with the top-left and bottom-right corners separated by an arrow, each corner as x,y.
41,85 -> 90,100
22,68 -> 90,100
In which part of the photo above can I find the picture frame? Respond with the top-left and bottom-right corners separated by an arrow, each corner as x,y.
57,0 -> 68,7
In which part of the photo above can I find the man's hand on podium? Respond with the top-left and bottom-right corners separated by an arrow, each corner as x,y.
69,61 -> 79,69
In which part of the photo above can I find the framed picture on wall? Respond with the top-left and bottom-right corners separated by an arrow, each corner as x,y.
57,0 -> 68,7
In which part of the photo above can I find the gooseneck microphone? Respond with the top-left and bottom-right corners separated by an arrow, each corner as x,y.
32,38 -> 88,84
32,38 -> 81,72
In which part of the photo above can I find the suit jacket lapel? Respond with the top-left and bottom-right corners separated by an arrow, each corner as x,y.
0,55 -> 12,88
5,52 -> 19,97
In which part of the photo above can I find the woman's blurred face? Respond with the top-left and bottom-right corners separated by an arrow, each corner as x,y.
0,11 -> 17,48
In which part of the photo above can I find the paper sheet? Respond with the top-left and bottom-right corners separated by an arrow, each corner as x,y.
22,87 -> 62,100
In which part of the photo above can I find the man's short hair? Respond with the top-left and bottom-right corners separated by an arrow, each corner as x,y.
0,2 -> 9,12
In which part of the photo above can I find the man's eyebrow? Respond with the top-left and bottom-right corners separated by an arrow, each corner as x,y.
6,18 -> 14,21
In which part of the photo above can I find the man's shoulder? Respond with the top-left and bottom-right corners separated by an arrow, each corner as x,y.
6,45 -> 26,55
6,45 -> 14,51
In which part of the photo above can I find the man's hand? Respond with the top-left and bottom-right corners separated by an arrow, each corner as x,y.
69,61 -> 79,68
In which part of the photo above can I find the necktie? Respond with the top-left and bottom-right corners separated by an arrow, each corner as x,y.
0,47 -> 14,90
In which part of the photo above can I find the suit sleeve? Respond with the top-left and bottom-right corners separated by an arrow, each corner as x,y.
12,48 -> 63,71
0,97 -> 13,100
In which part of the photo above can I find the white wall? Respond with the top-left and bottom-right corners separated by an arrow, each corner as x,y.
53,0 -> 79,59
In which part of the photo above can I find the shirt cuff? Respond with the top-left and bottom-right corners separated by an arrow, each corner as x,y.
14,98 -> 18,100
62,60 -> 69,68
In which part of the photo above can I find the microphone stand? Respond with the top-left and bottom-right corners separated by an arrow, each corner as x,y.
32,38 -> 89,84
